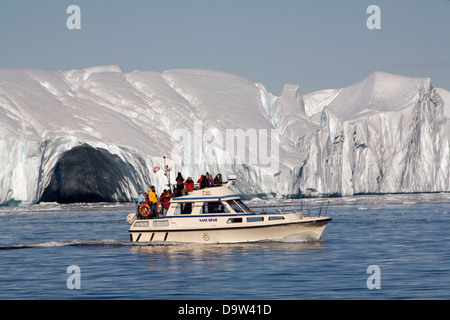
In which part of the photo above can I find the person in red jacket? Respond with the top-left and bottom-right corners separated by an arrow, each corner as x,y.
160,190 -> 172,217
184,177 -> 195,192
197,175 -> 205,188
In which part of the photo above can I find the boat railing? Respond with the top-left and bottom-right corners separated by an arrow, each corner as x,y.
168,182 -> 225,191
250,201 -> 330,218
167,174 -> 237,192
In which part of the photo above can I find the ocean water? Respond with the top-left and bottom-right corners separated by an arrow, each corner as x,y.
0,193 -> 449,300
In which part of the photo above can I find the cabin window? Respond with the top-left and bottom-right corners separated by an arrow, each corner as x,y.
227,200 -> 244,212
227,217 -> 243,223
173,203 -> 182,215
134,221 -> 149,227
235,200 -> 252,213
153,220 -> 169,227
182,202 -> 193,214
227,200 -> 252,213
247,216 -> 264,222
269,216 -> 285,221
173,202 -> 193,214
202,201 -> 230,214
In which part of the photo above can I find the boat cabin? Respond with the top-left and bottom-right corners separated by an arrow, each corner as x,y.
167,185 -> 254,216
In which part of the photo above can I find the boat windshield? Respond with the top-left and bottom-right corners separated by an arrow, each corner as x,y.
202,201 -> 230,214
227,200 -> 253,213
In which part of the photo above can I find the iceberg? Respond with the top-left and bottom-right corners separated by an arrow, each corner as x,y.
436,88 -> 450,119
302,72 -> 450,196
0,67 -> 448,205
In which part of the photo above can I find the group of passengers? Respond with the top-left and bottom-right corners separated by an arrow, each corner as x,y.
175,172 -> 222,196
135,186 -> 172,219
135,172 -> 223,219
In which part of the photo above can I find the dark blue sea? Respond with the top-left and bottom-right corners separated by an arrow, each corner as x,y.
1,193 -> 449,300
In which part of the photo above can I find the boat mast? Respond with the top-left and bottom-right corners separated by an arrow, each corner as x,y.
163,156 -> 172,191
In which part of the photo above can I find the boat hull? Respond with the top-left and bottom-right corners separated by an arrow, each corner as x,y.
129,216 -> 331,244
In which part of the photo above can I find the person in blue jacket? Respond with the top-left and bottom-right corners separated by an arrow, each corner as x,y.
136,191 -> 145,206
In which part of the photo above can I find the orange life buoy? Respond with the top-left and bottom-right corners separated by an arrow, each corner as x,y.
157,202 -> 162,214
139,203 -> 151,217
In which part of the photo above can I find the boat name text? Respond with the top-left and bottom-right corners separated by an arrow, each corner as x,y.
199,218 -> 218,222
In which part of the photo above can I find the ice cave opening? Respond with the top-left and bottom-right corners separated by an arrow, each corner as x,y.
39,145 -> 131,203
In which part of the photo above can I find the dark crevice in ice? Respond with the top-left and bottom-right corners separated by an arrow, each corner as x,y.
39,144 -> 132,204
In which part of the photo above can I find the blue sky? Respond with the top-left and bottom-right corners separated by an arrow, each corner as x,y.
0,0 -> 449,94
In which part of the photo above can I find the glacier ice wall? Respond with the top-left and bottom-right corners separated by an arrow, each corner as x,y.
302,72 -> 450,196
0,67 -> 449,205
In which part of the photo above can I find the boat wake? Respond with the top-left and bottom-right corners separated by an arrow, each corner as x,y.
0,236 -> 322,250
0,239 -> 133,250
275,232 -> 322,243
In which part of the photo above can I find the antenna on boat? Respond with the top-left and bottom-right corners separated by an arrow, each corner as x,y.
155,156 -> 172,191
163,156 -> 172,190
324,201 -> 330,216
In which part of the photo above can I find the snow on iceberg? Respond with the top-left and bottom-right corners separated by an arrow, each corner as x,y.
0,67 -> 448,205
302,71 -> 450,196
436,88 -> 450,119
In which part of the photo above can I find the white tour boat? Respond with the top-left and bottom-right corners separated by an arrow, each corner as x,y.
126,176 -> 332,244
